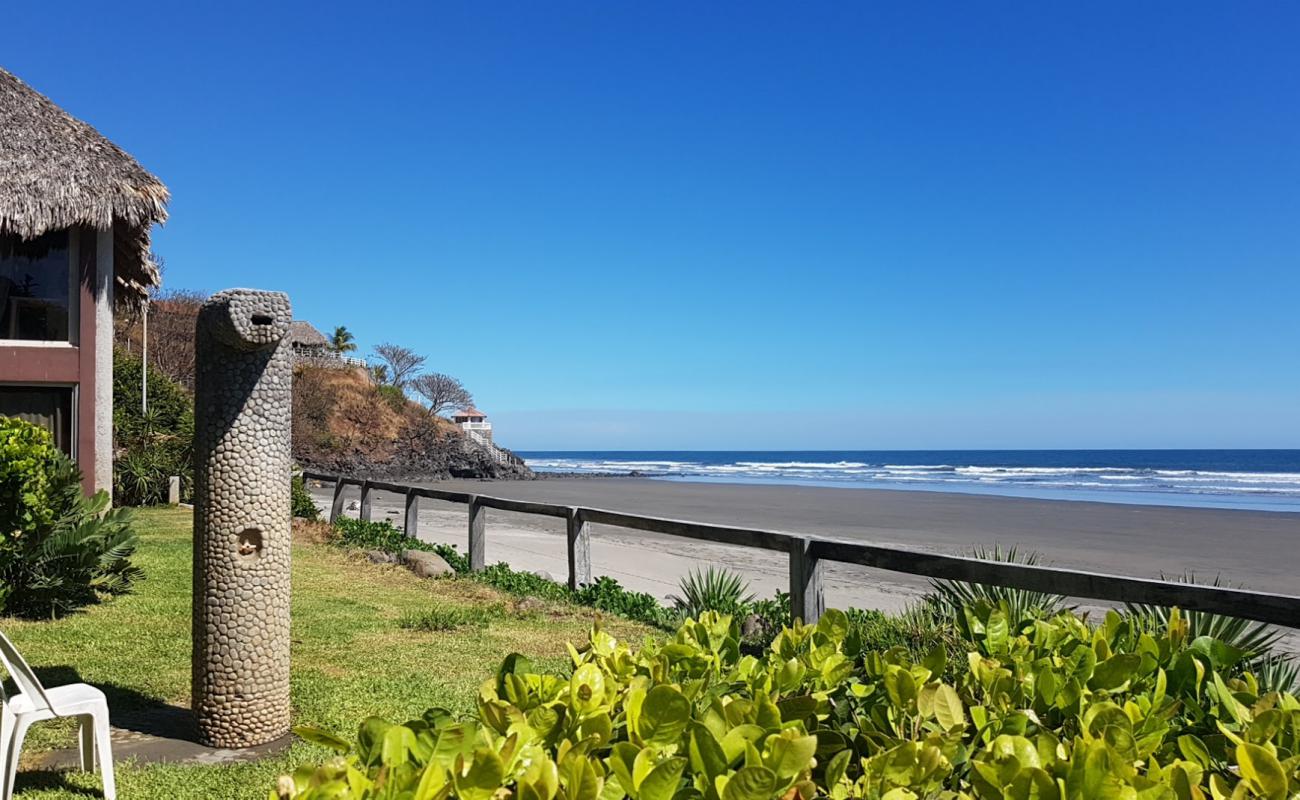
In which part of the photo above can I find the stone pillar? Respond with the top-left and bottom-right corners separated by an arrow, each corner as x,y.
192,289 -> 293,748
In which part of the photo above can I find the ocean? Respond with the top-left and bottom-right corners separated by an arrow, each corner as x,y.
518,450 -> 1300,513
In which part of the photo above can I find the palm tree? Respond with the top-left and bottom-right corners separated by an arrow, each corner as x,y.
329,326 -> 357,354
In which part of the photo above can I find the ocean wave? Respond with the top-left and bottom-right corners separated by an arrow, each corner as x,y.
520,454 -> 1300,503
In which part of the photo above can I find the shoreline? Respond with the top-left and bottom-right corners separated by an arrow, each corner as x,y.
310,476 -> 1300,650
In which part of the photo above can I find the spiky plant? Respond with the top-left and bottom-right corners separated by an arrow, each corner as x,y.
669,566 -> 755,620
1125,572 -> 1296,692
918,545 -> 1069,629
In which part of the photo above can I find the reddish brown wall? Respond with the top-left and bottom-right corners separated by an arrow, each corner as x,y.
0,228 -> 98,494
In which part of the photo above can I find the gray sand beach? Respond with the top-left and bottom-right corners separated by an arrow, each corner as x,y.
311,477 -> 1299,644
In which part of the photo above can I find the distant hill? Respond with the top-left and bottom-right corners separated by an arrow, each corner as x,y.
291,366 -> 531,480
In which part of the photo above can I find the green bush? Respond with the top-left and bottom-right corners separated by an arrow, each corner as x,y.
0,418 -> 142,617
112,347 -> 194,506
333,517 -> 441,555
292,474 -> 321,520
283,604 -> 1300,800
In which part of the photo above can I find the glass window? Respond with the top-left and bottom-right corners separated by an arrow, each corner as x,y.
0,386 -> 74,455
0,230 -> 72,341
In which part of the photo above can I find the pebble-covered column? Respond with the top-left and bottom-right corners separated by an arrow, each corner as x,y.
192,289 -> 293,748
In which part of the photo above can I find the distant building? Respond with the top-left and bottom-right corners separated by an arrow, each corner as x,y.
452,408 -> 492,443
288,321 -> 329,356
0,67 -> 169,495
288,320 -> 364,369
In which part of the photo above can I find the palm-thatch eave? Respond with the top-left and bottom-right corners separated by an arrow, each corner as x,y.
1,66 -> 169,303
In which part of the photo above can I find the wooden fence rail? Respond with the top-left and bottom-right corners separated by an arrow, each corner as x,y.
304,471 -> 1300,629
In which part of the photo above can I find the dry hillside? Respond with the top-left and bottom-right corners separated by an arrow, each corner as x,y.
291,366 -> 530,480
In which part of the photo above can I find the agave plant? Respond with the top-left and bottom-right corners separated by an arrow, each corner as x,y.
918,545 -> 1069,629
668,566 -> 755,619
1125,572 -> 1296,691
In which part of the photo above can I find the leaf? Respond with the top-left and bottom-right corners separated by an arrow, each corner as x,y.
1088,654 -> 1142,691
637,757 -> 686,800
1236,742 -> 1288,800
453,749 -> 506,800
689,725 -> 729,780
722,766 -> 778,800
932,684 -> 965,731
293,725 -> 351,753
986,610 -> 1010,654
637,685 -> 692,746
571,664 -> 607,714
1190,637 -> 1250,671
765,734 -> 818,781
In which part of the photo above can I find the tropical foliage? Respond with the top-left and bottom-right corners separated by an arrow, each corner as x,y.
113,346 -> 195,505
281,604 -> 1300,799
669,566 -> 756,620
0,417 -> 141,617
292,474 -> 322,520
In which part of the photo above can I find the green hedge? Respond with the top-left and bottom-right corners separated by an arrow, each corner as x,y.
281,605 -> 1300,799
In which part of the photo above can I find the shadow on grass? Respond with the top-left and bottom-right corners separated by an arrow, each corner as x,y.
17,665 -> 198,742
10,769 -> 104,797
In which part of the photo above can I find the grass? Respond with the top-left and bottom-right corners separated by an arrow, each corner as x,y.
1,507 -> 654,799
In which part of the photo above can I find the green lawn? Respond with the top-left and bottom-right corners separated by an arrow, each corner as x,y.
2,508 -> 654,799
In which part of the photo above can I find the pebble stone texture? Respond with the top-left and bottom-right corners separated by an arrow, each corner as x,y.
192,289 -> 293,748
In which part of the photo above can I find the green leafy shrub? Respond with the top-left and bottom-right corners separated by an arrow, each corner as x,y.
668,566 -> 755,619
292,474 -> 321,520
574,576 -> 676,629
1126,574 -> 1299,694
283,604 -> 1300,800
333,517 -> 441,555
112,347 -> 194,505
0,418 -> 142,617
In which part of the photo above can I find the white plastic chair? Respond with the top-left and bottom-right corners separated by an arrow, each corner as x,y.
0,631 -> 115,800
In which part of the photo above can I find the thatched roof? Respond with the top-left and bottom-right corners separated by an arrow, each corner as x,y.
289,320 -> 330,348
0,67 -> 168,302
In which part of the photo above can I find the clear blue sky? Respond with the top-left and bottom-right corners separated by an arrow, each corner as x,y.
10,3 -> 1299,450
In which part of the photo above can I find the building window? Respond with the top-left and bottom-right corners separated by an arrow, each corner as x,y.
0,230 -> 73,342
0,385 -> 75,455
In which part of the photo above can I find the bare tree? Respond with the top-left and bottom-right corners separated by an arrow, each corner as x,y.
411,373 -> 474,417
371,343 -> 425,388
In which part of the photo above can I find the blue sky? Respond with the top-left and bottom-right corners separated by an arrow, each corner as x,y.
9,2 -> 1299,450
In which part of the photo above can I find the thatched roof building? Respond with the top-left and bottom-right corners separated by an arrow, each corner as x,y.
289,320 -> 330,350
0,67 -> 168,302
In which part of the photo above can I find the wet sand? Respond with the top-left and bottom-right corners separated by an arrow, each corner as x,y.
310,477 -> 1299,641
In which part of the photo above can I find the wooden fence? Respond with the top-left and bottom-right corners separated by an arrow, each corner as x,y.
303,471 -> 1300,629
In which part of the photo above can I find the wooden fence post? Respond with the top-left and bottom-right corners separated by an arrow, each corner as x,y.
404,489 -> 420,537
789,538 -> 824,624
359,480 -> 373,522
329,480 -> 346,524
467,495 -> 486,572
566,507 -> 592,590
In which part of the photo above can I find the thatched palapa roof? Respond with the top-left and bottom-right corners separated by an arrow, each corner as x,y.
0,67 -> 168,303
289,320 -> 330,349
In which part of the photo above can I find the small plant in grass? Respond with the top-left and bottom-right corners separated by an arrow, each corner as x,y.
291,473 -> 321,520
668,565 -> 755,619
398,603 -> 504,631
